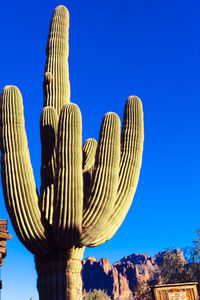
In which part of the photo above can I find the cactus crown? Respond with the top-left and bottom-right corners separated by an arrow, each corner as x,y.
0,5 -> 144,255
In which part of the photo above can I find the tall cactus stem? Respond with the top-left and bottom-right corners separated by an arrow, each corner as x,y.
35,247 -> 85,300
43,5 -> 70,114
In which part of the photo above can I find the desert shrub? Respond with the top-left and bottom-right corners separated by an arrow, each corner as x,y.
84,289 -> 111,300
132,281 -> 153,300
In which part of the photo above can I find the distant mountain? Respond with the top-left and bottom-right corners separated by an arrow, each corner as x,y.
82,249 -> 185,299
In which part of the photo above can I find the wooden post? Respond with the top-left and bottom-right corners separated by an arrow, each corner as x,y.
0,219 -> 12,266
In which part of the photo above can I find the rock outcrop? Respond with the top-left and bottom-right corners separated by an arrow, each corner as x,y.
82,249 -> 185,299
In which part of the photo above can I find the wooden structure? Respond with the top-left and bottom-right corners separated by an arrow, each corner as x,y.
152,282 -> 199,300
0,219 -> 12,266
0,219 -> 12,291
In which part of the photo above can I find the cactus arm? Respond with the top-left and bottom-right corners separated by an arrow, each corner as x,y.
53,103 -> 83,248
40,107 -> 58,181
80,112 -> 120,246
40,107 -> 58,224
40,171 -> 55,225
115,96 -> 144,212
82,138 -> 97,206
43,5 -> 70,115
85,96 -> 144,247
82,138 -> 97,174
0,86 -> 52,254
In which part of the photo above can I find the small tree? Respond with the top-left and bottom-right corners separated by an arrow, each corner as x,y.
185,229 -> 200,293
159,249 -> 187,284
191,229 -> 200,263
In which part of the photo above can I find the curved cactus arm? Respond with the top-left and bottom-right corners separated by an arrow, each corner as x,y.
82,138 -> 97,206
43,5 -> 70,115
86,96 -> 144,247
82,138 -> 97,174
40,107 -> 58,224
80,112 -> 120,246
0,86 -> 53,254
53,103 -> 83,248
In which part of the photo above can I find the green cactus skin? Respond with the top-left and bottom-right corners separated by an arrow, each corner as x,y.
40,106 -> 58,224
0,5 -> 144,300
0,86 -> 53,254
43,6 -> 70,115
35,247 -> 85,300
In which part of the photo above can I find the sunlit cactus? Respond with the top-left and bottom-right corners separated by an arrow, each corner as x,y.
0,5 -> 144,300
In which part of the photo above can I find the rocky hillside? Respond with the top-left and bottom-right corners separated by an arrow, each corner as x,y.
82,249 -> 185,299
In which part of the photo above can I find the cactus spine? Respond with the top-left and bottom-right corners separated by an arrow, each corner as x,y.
0,5 -> 144,300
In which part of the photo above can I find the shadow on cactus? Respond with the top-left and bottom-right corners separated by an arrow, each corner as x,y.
0,5 -> 144,300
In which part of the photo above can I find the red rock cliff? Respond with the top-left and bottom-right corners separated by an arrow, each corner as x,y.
82,249 -> 185,299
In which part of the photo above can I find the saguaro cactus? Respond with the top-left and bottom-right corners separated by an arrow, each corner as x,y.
0,5 -> 144,300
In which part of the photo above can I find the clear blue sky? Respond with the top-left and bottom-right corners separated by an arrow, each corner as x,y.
0,0 -> 200,299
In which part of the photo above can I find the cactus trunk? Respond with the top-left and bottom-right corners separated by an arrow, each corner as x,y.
35,247 -> 85,300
